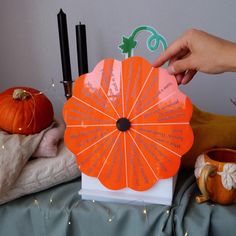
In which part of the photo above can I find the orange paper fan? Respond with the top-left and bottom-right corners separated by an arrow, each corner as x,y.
63,56 -> 194,191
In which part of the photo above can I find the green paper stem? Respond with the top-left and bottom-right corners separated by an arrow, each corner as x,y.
119,25 -> 167,58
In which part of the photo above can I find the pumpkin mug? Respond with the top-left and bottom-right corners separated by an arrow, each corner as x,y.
194,148 -> 236,205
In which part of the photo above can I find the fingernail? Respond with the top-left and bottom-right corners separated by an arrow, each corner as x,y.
167,65 -> 175,74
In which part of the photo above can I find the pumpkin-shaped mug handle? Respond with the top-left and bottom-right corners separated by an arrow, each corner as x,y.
196,164 -> 217,203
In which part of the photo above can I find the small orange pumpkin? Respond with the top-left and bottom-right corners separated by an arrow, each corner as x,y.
0,87 -> 54,135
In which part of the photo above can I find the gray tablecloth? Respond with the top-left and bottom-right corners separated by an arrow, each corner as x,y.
0,169 -> 235,236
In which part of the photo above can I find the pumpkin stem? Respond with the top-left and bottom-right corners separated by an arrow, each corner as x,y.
13,89 -> 30,100
118,25 -> 167,58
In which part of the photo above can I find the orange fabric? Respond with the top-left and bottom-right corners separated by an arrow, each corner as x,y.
182,105 -> 236,168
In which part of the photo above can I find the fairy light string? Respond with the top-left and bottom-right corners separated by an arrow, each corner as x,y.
30,194 -> 177,227
30,194 -> 187,235
30,194 -> 189,235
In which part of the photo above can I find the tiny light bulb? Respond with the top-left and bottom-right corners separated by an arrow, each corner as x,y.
1,145 -> 5,149
143,209 -> 147,214
52,83 -> 55,87
92,200 -> 95,203
108,218 -> 112,222
68,221 -> 71,225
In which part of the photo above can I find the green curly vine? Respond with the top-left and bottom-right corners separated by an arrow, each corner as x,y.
119,25 -> 167,58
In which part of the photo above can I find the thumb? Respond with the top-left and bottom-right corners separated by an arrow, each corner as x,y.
168,57 -> 194,74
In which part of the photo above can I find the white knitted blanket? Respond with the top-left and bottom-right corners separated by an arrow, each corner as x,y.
0,125 -> 80,205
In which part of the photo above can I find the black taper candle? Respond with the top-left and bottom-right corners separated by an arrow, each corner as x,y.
76,22 -> 89,76
57,9 -> 72,81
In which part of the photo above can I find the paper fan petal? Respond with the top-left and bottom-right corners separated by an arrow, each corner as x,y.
64,126 -> 117,155
126,132 -> 159,190
63,96 -> 117,125
131,91 -> 192,124
131,124 -> 193,156
97,133 -> 127,190
122,57 -> 154,117
98,132 -> 158,191
128,129 -> 181,179
75,130 -> 119,177
72,59 -> 123,120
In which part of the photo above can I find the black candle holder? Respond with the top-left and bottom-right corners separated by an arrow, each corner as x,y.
60,80 -> 74,100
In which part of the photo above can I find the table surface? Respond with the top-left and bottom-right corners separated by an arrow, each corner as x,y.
0,169 -> 235,236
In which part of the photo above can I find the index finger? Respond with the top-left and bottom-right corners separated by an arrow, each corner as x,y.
152,37 -> 186,68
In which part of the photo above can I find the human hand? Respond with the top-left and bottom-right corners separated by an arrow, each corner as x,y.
153,29 -> 236,84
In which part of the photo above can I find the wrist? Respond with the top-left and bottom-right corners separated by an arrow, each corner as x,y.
222,41 -> 236,72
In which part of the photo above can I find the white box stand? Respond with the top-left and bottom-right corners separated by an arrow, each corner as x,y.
79,173 -> 178,205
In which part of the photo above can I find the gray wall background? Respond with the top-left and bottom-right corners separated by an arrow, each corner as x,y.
1,0 -> 236,117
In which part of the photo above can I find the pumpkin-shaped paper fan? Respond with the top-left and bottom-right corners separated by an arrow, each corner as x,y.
63,56 -> 194,191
